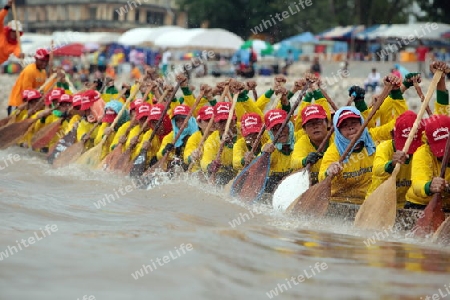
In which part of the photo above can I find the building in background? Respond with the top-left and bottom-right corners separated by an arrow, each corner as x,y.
10,0 -> 187,33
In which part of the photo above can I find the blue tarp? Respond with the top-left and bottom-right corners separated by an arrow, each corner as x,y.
281,32 -> 318,44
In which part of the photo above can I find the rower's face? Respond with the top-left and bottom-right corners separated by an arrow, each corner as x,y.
58,102 -> 71,112
244,132 -> 258,146
338,118 -> 361,140
174,116 -> 185,129
35,58 -> 49,70
150,119 -> 164,135
304,119 -> 328,141
130,110 -> 137,120
197,119 -> 210,132
215,119 -> 226,134
271,124 -> 289,143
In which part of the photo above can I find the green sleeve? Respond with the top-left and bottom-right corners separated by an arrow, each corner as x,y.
424,181 -> 433,196
389,89 -> 403,100
437,90 -> 449,105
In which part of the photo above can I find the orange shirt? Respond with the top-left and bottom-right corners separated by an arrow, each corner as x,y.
130,67 -> 141,80
0,8 -> 21,65
8,63 -> 48,107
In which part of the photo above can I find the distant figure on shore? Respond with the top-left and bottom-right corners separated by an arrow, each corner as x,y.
0,0 -> 24,65
364,68 -> 381,92
161,49 -> 172,76
416,41 -> 429,77
130,63 -> 141,81
310,56 -> 321,77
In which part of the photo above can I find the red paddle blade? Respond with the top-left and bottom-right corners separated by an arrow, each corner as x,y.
32,122 -> 61,149
412,194 -> 446,237
230,153 -> 270,203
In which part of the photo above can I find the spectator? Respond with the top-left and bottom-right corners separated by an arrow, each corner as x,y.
97,47 -> 108,73
161,48 -> 172,76
130,63 -> 141,80
364,68 -> 381,92
416,41 -> 429,77
129,46 -> 140,65
310,56 -> 321,76
391,66 -> 402,80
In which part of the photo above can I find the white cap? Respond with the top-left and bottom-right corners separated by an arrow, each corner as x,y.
7,20 -> 23,32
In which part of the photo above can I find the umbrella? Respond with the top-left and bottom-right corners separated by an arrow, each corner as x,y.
241,39 -> 274,56
53,43 -> 85,57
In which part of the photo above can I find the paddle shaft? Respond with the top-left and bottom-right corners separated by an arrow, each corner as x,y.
213,93 -> 239,163
11,2 -> 21,53
250,125 -> 266,156
305,127 -> 335,171
413,81 -> 433,116
319,88 -> 338,111
187,116 -> 214,172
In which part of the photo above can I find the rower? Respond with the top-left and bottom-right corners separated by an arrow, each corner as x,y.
261,109 -> 296,193
405,115 -> 450,212
291,104 -> 330,185
76,90 -> 101,148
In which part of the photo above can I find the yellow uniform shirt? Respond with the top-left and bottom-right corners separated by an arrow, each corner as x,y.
200,130 -> 234,172
184,130 -> 203,171
366,140 -> 413,208
405,144 -> 450,209
93,122 -> 116,160
134,129 -> 161,165
9,63 -> 48,107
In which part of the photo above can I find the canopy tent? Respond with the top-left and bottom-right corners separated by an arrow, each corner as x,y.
281,32 -> 318,44
367,23 -> 450,40
52,31 -> 120,45
118,26 -> 183,46
20,33 -> 53,55
154,28 -> 244,51
355,24 -> 392,40
241,39 -> 273,56
53,43 -> 85,57
318,25 -> 365,40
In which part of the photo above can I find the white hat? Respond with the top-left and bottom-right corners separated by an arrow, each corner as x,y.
7,20 -> 23,32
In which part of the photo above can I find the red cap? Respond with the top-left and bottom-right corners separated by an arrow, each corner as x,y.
136,103 -> 151,120
424,115 -> 450,158
22,89 -> 30,99
35,48 -> 50,60
148,104 -> 165,121
172,105 -> 190,118
197,106 -> 214,121
337,110 -> 360,127
59,94 -> 72,104
264,109 -> 287,130
80,94 -> 94,111
130,98 -> 144,111
49,88 -> 65,101
301,104 -> 327,126
25,90 -> 41,101
394,111 -> 424,155
83,90 -> 101,102
214,102 -> 235,122
102,109 -> 117,123
241,113 -> 263,137
72,94 -> 83,108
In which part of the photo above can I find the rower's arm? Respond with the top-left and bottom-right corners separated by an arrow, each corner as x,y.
200,132 -> 218,172
318,143 -> 339,182
232,137 -> 247,171
0,6 -> 9,32
411,145 -> 435,198
183,131 -> 201,165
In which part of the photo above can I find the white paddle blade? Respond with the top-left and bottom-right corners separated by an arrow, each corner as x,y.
272,170 -> 310,211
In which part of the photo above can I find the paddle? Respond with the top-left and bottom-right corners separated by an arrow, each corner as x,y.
286,84 -> 393,217
75,83 -> 140,167
132,82 -> 182,178
187,116 -> 215,172
52,121 -> 101,168
31,117 -> 64,149
413,81 -> 433,116
230,83 -> 310,203
272,128 -> 334,211
411,123 -> 450,237
319,87 -> 338,112
47,123 -> 78,164
209,93 -> 239,184
354,71 -> 443,230
151,88 -> 205,173
432,215 -> 450,246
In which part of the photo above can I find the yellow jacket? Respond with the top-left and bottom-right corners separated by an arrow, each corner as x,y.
366,140 -> 412,208
435,90 -> 449,115
405,144 -> 450,209
110,121 -> 138,151
291,134 -> 332,185
132,128 -> 161,164
76,118 -> 99,149
93,122 -> 116,160
200,130 -> 234,172
184,130 -> 202,172
319,143 -> 374,204
232,132 -> 269,172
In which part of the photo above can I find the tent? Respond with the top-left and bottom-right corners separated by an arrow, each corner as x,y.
118,26 -> 183,46
154,28 -> 243,51
318,25 -> 365,40
369,23 -> 450,40
53,43 -> 85,57
281,32 -> 318,44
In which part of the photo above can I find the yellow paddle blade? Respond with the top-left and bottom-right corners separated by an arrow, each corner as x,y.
354,174 -> 397,230
76,141 -> 104,167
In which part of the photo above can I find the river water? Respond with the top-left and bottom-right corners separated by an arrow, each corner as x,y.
0,146 -> 449,300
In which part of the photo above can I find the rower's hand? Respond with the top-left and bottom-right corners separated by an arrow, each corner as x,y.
262,143 -> 275,153
129,136 -> 139,147
244,151 -> 255,165
163,143 -> 174,154
118,134 -> 127,145
430,61 -> 448,74
190,149 -> 202,162
103,127 -> 114,137
326,162 -> 343,177
392,150 -> 407,165
304,152 -> 322,165
430,177 -> 448,194
208,160 -> 221,173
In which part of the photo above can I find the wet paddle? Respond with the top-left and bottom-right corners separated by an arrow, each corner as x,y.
287,85 -> 393,217
230,84 -> 309,203
47,123 -> 78,164
31,117 -> 64,149
432,215 -> 450,246
75,83 -> 140,167
187,116 -> 215,172
354,71 -> 443,230
411,125 -> 450,237
273,128 -> 334,211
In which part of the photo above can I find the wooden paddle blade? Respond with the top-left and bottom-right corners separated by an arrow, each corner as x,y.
108,149 -> 132,173
432,217 -> 450,246
52,141 -> 85,168
47,127 -> 77,164
0,115 -> 13,128
76,142 -> 103,167
354,174 -> 397,230
286,176 -> 331,216
272,169 -> 310,211
129,149 -> 148,177
412,194 -> 445,237
0,119 -> 36,149
230,153 -> 270,203
31,120 -> 62,149
100,145 -> 123,171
